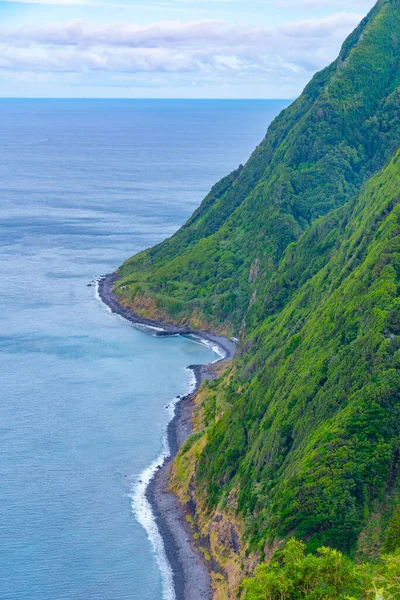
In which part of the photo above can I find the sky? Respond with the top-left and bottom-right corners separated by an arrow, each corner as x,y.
0,0 -> 377,98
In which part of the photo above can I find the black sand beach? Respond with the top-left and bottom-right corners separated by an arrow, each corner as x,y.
98,273 -> 236,600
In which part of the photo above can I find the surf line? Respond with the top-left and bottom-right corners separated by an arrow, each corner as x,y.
95,274 -> 234,600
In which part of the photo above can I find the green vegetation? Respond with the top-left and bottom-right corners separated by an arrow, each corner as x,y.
116,0 -> 400,594
117,0 -> 400,334
196,155 -> 400,554
241,539 -> 400,600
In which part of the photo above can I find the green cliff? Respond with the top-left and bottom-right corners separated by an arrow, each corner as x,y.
116,0 -> 400,596
117,0 -> 400,335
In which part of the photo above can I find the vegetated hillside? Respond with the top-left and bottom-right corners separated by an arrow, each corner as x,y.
114,0 -> 400,595
171,151 -> 400,597
116,0 -> 400,335
195,150 -> 400,558
241,538 -> 400,599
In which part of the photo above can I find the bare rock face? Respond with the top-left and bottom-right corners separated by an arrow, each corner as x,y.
212,514 -> 241,556
248,258 -> 260,283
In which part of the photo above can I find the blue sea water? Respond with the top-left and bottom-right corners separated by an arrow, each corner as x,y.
0,99 -> 288,600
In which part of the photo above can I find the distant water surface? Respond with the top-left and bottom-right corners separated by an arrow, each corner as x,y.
0,99 -> 289,600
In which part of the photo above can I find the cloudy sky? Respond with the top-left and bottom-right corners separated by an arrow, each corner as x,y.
0,0 -> 376,98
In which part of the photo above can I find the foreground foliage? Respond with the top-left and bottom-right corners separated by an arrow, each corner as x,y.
241,539 -> 400,600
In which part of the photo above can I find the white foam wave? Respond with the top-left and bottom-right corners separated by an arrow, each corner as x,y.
94,281 -> 217,599
93,279 -> 228,361
188,335 -> 227,362
94,278 -> 166,331
131,369 -> 196,600
205,341 -> 227,362
134,322 -> 165,333
94,277 -> 111,312
185,366 -> 198,395
94,277 -> 177,596
130,431 -> 176,600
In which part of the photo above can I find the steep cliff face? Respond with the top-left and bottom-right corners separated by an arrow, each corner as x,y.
170,149 -> 400,596
117,0 -> 400,335
200,150 -> 400,546
116,0 -> 400,596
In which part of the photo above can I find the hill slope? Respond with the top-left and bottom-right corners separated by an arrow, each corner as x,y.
116,0 -> 400,335
114,0 -> 400,594
195,149 -> 400,555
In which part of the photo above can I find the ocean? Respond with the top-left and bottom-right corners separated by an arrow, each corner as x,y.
0,98 -> 288,600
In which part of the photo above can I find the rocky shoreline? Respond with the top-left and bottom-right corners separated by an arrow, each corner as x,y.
98,273 -> 236,600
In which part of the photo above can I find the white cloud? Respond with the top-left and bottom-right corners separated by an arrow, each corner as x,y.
0,12 -> 363,95
0,13 -> 361,48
